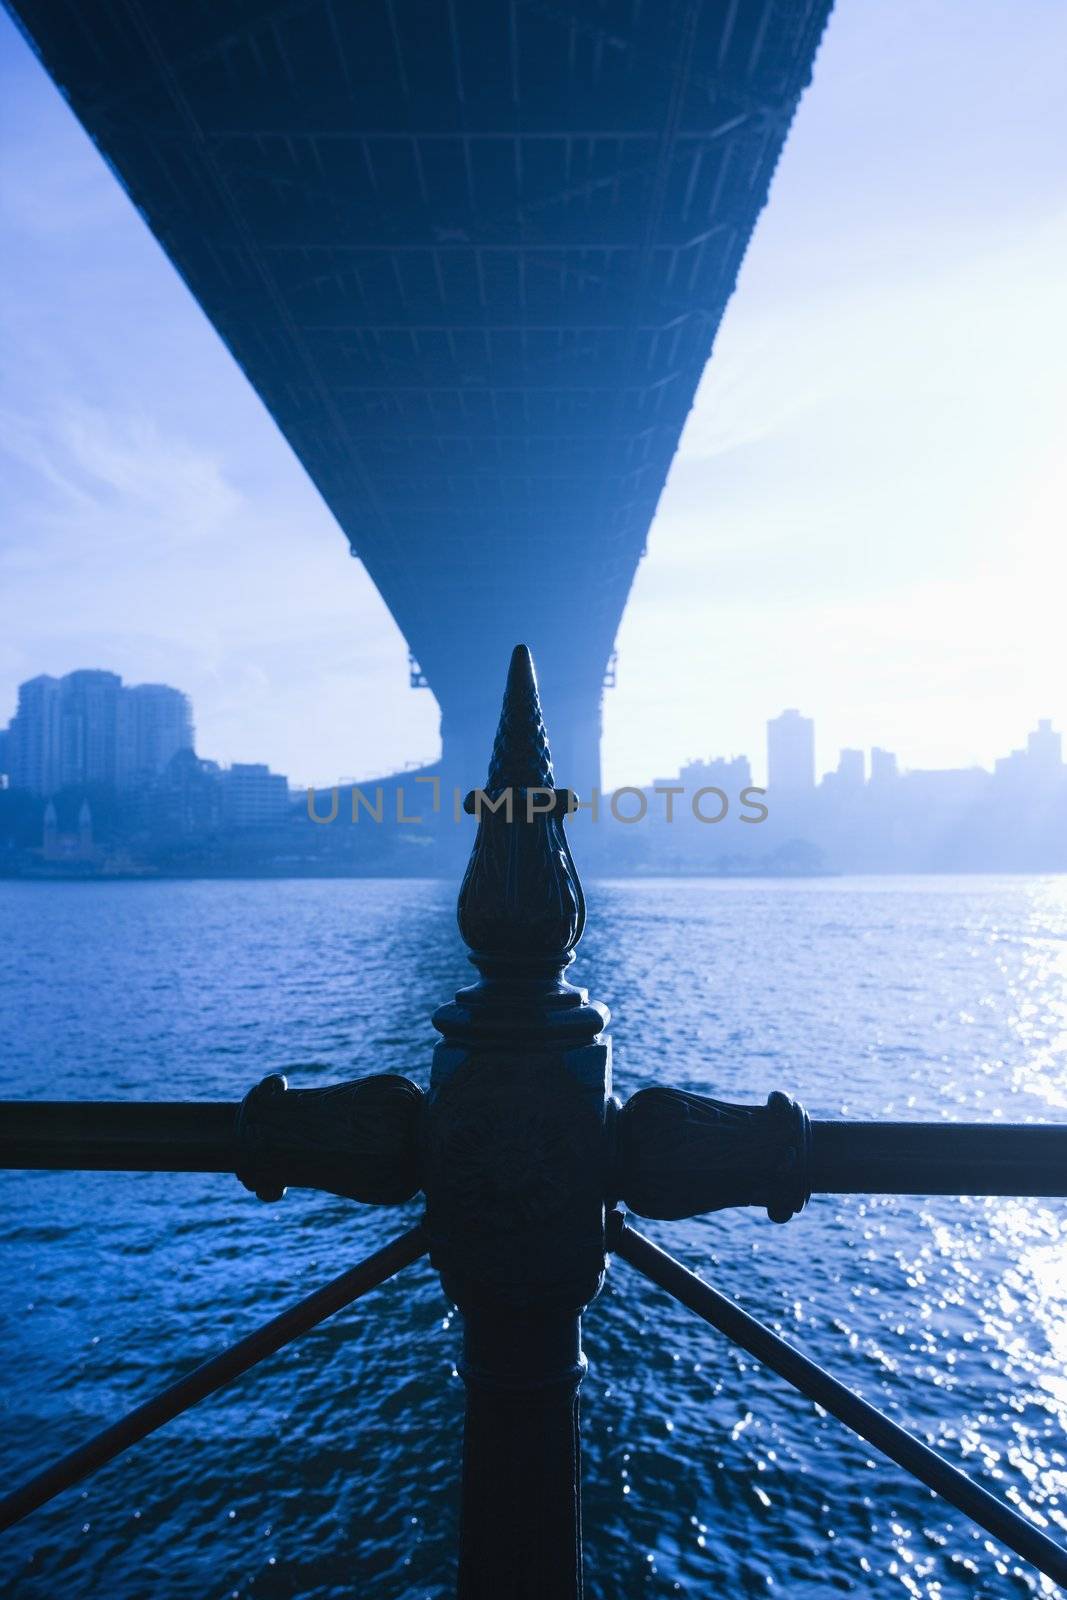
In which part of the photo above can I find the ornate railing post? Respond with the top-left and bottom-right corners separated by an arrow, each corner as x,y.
422,645 -> 611,1599
5,663 -> 1067,1589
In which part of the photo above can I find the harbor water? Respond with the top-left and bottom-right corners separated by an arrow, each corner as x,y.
2,875 -> 1066,1598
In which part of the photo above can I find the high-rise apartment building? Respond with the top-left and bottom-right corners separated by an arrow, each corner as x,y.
869,747 -> 898,785
1026,719 -> 1062,774
832,748 -> 865,789
995,719 -> 1064,783
58,669 -> 122,789
4,670 -> 193,794
8,675 -> 63,795
117,684 -> 195,787
766,709 -> 815,793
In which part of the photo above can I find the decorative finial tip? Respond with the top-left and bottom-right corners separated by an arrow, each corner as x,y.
485,644 -> 555,793
508,643 -> 536,687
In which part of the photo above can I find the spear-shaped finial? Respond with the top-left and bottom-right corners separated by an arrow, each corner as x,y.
484,644 -> 555,797
454,644 -> 585,972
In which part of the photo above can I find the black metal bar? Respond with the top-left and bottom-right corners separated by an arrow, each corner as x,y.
7,1101 -> 1066,1202
609,1216 -> 1067,1588
615,1090 -> 1067,1223
809,1120 -> 1067,1196
0,1225 -> 427,1536
0,1077 -> 425,1205
0,1100 -> 238,1173
457,1308 -> 586,1599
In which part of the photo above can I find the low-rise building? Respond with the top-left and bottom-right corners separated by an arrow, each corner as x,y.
221,763 -> 289,828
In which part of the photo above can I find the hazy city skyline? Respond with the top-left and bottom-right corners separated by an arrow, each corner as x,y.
2,3 -> 1066,790
4,658 -> 1064,880
3,663 -> 1062,800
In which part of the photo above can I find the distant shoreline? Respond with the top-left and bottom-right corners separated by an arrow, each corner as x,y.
8,865 -> 1067,884
1,866 -> 841,882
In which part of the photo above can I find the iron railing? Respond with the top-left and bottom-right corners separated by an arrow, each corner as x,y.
2,645 -> 1066,1595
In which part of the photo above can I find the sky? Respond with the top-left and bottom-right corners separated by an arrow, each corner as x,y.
1,2 -> 1066,790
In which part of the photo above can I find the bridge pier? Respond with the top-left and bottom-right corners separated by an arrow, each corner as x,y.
437,675 -> 603,856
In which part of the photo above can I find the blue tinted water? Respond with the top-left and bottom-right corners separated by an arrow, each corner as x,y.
1,876 -> 1066,1599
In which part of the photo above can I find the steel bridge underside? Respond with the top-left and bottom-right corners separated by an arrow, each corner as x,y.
8,0 -> 831,792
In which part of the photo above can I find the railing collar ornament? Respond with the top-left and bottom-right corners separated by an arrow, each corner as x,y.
616,1086 -> 812,1224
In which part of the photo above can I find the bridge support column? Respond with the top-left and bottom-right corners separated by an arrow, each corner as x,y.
437,676 -> 603,865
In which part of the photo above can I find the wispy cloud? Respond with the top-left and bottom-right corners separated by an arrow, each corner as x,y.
0,402 -> 245,560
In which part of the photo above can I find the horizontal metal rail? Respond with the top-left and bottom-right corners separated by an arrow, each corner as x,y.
0,1100 -> 238,1173
2,1104 -> 1065,1201
0,1225 -> 427,1535
609,1216 -> 1067,1588
809,1119 -> 1067,1196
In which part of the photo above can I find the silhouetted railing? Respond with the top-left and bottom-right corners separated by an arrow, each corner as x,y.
2,647 -> 1066,1597
5,1099 -> 1066,1199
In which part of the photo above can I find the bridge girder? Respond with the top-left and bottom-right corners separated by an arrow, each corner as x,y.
7,0 -> 833,788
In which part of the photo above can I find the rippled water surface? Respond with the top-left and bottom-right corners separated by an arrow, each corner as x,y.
2,875 -> 1067,1599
